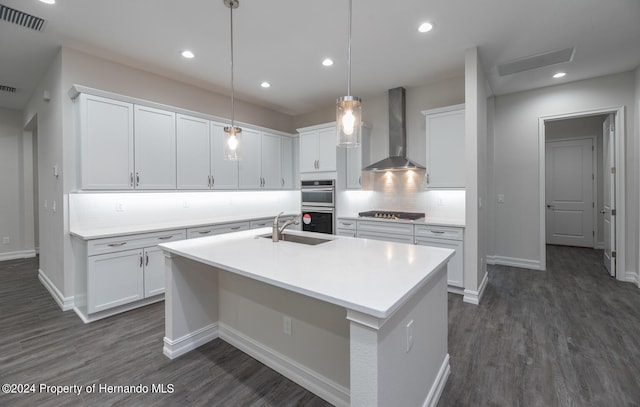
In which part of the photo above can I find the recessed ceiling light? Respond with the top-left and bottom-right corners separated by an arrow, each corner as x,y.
181,50 -> 195,59
260,81 -> 271,88
322,58 -> 334,67
418,22 -> 433,33
39,0 -> 56,4
553,72 -> 566,79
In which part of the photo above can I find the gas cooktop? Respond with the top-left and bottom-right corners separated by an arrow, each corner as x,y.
358,211 -> 425,220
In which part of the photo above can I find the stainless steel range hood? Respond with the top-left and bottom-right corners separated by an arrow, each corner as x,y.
364,87 -> 425,171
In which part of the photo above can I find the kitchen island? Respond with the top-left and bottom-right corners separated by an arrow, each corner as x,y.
159,228 -> 453,407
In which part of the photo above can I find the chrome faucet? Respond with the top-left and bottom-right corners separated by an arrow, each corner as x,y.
272,212 -> 300,242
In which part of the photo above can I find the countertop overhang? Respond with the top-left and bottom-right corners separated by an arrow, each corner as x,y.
159,228 -> 454,320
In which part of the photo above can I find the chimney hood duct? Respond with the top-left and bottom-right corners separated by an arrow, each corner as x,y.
364,87 -> 425,171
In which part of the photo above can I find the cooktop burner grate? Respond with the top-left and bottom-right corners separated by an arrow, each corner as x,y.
358,211 -> 425,220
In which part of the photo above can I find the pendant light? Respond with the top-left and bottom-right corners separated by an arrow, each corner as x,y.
336,0 -> 361,148
223,0 -> 241,160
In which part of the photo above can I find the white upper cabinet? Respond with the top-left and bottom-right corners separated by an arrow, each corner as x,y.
176,114 -> 210,189
210,122 -> 239,190
238,130 -> 284,190
134,105 -> 176,189
423,104 -> 465,189
281,136 -> 294,189
298,123 -> 337,173
338,124 -> 371,189
238,128 -> 263,189
78,94 -> 134,190
261,132 -> 282,189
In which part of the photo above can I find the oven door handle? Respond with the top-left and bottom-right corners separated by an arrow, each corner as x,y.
302,187 -> 334,192
302,207 -> 335,214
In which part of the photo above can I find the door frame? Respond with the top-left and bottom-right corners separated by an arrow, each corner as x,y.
538,106 -> 626,281
544,136 -> 597,249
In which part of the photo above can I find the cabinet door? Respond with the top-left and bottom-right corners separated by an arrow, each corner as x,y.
79,94 -> 134,190
143,246 -> 166,297
261,133 -> 282,189
281,137 -> 294,189
134,105 -> 177,189
238,128 -> 262,189
87,249 -> 144,313
425,107 -> 465,188
346,146 -> 363,189
299,132 -> 318,173
415,237 -> 464,287
176,114 -> 210,189
210,123 -> 239,189
317,128 -> 337,171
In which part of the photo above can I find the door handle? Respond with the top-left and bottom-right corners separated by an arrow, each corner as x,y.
546,204 -> 555,209
145,253 -> 149,266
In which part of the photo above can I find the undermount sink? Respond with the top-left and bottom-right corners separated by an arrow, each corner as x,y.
258,233 -> 331,245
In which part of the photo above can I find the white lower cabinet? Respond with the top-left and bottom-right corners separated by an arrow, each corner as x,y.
81,229 -> 186,319
415,225 -> 464,288
337,218 -> 465,290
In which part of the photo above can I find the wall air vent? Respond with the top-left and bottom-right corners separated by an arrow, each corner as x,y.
0,4 -> 46,31
0,85 -> 17,93
497,47 -> 575,76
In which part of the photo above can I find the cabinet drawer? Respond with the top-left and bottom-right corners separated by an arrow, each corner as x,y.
187,221 -> 250,239
336,229 -> 357,238
414,225 -> 463,240
336,218 -> 357,231
88,229 -> 186,256
357,231 -> 414,245
357,220 -> 414,236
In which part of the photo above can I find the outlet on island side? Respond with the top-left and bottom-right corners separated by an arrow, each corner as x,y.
283,316 -> 292,336
406,319 -> 414,353
2,237 -> 10,245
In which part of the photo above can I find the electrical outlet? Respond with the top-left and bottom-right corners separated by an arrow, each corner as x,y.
438,195 -> 444,206
283,316 -> 292,336
2,237 -> 9,245
183,201 -> 189,208
497,194 -> 505,204
44,199 -> 48,209
406,320 -> 414,353
115,201 -> 124,212
52,200 -> 56,212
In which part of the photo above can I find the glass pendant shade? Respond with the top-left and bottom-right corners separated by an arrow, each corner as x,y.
336,95 -> 361,147
223,126 -> 241,160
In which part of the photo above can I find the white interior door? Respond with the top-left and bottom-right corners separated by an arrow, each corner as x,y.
602,115 -> 616,276
545,138 -> 594,247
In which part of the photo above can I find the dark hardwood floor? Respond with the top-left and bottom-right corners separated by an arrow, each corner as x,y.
1,245 -> 639,406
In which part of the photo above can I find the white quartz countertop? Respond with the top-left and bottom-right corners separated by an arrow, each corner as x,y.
338,216 -> 466,228
69,212 -> 300,240
159,228 -> 454,320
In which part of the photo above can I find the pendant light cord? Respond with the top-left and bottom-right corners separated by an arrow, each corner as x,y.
347,0 -> 352,97
229,2 -> 236,129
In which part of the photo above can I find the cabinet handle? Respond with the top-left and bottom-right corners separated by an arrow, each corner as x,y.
211,176 -> 214,187
135,172 -> 140,187
282,178 -> 285,186
198,230 -> 212,235
230,226 -> 241,230
130,173 -> 134,187
157,236 -> 173,240
139,254 -> 143,268
342,222 -> 353,226
426,173 -> 430,185
208,175 -> 211,188
430,230 -> 445,234
145,253 -> 149,266
108,242 -> 127,247
358,175 -> 361,186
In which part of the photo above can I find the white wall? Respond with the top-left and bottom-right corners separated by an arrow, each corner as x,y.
635,66 -> 640,287
0,108 -> 34,260
491,71 -> 637,278
545,115 -> 607,246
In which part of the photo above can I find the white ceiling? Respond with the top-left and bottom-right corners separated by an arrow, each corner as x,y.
1,0 -> 639,115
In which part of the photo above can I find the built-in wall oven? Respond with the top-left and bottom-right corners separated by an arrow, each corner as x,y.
301,180 -> 335,234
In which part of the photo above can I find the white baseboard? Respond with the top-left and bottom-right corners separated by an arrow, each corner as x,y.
463,271 -> 488,305
447,285 -> 464,296
163,323 -> 219,359
74,295 -> 164,324
595,241 -> 605,250
0,249 -> 36,262
219,322 -> 350,407
622,271 -> 639,286
423,353 -> 450,407
38,269 -> 74,311
486,255 -> 543,270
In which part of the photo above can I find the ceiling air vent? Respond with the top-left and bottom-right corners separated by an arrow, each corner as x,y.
497,47 -> 575,76
0,85 -> 17,93
0,4 -> 46,31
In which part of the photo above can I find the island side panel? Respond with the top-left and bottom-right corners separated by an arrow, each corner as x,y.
217,271 -> 350,406
163,252 -> 220,359
348,264 -> 449,407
